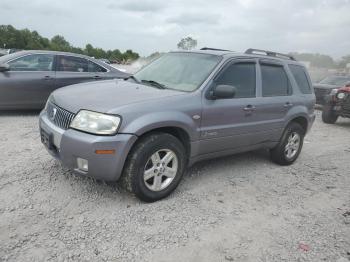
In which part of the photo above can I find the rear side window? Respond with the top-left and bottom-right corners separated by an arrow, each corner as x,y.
57,56 -> 88,72
215,62 -> 256,98
261,64 -> 291,97
88,61 -> 107,73
288,64 -> 312,94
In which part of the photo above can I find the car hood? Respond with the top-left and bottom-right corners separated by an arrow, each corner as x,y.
51,79 -> 185,114
313,83 -> 340,89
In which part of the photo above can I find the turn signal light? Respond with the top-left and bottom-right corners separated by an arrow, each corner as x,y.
95,150 -> 116,155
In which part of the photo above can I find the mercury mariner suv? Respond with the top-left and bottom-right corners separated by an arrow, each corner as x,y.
39,48 -> 316,202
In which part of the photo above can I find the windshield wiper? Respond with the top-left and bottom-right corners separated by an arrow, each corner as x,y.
141,79 -> 167,89
124,75 -> 140,83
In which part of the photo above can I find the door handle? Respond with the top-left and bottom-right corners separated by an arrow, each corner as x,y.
243,105 -> 256,112
92,75 -> 102,79
284,102 -> 293,108
43,76 -> 53,80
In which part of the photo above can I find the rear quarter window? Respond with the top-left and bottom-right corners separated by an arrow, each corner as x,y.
261,63 -> 291,97
288,64 -> 312,94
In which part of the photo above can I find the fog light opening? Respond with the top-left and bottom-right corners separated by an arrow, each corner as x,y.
77,158 -> 88,172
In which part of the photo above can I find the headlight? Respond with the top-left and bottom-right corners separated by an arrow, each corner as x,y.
330,89 -> 338,96
337,92 -> 346,99
70,110 -> 121,135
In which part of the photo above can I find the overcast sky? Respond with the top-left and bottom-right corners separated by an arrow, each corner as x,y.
1,0 -> 349,58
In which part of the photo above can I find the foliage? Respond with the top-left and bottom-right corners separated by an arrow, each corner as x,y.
177,36 -> 197,50
0,25 -> 139,63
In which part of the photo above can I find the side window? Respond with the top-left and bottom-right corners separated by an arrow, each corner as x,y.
261,63 -> 291,97
8,54 -> 54,71
215,62 -> 256,98
57,56 -> 88,72
288,64 -> 312,94
88,61 -> 107,73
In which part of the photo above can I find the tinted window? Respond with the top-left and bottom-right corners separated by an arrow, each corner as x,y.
289,64 -> 312,94
88,61 -> 107,72
215,62 -> 256,98
57,56 -> 88,72
261,64 -> 291,97
8,54 -> 54,71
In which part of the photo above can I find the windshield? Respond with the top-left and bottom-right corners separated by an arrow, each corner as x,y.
134,52 -> 221,92
319,76 -> 350,86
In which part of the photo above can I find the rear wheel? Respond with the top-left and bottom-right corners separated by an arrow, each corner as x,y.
270,122 -> 305,166
120,132 -> 186,202
322,105 -> 338,124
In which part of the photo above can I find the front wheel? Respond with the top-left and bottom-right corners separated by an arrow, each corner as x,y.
322,105 -> 338,124
120,132 -> 186,202
270,122 -> 305,166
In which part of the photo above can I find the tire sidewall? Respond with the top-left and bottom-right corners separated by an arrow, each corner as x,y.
322,105 -> 338,124
131,134 -> 186,202
279,123 -> 304,164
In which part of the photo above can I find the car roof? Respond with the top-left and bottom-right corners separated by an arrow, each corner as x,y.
10,50 -> 94,59
170,48 -> 302,65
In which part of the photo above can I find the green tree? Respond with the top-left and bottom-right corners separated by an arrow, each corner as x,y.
50,35 -> 71,51
0,24 -> 140,63
177,36 -> 197,50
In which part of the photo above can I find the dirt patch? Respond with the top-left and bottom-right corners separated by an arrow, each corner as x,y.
0,111 -> 349,261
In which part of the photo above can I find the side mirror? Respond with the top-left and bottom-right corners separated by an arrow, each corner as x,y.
0,63 -> 10,72
209,84 -> 236,99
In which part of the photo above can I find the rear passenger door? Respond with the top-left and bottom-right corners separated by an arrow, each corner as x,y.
255,60 -> 294,141
54,55 -> 93,88
88,60 -> 109,81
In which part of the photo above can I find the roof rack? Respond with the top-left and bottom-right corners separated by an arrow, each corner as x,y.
245,48 -> 295,61
200,47 -> 232,52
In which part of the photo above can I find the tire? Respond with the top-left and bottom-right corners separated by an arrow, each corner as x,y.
322,105 -> 338,124
120,132 -> 187,202
270,122 -> 305,166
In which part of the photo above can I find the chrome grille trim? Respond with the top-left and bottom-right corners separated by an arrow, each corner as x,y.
47,102 -> 75,130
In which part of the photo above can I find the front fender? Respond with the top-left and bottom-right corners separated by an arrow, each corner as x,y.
120,111 -> 199,141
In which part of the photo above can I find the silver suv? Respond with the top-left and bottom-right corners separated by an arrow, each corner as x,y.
39,48 -> 316,202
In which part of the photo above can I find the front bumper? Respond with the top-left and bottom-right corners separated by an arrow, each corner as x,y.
39,111 -> 137,181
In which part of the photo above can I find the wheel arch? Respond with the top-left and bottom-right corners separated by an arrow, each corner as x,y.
288,115 -> 308,134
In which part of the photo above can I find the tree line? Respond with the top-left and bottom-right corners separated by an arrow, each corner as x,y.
1,25 -> 350,68
0,25 -> 139,63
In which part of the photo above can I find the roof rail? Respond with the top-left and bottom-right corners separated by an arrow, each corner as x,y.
245,48 -> 295,61
200,47 -> 232,52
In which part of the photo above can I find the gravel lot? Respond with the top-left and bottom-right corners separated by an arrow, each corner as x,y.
0,110 -> 349,262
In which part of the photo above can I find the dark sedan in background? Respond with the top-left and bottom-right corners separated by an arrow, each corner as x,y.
313,75 -> 350,105
0,50 -> 129,110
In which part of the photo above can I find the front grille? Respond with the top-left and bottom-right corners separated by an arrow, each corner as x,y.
47,102 -> 75,130
340,96 -> 350,115
314,88 -> 331,104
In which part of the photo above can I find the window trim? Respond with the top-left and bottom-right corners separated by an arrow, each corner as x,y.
55,55 -> 110,73
88,60 -> 108,73
210,58 -> 258,99
6,53 -> 55,72
259,61 -> 293,97
288,64 -> 312,94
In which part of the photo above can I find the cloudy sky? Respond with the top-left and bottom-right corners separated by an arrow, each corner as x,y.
1,0 -> 350,58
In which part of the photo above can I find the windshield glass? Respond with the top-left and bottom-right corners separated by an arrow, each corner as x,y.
319,76 -> 350,86
134,52 -> 221,92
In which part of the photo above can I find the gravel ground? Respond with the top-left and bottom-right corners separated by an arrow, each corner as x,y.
0,110 -> 349,262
